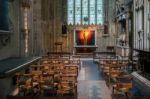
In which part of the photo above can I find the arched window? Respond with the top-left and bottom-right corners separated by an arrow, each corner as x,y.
67,0 -> 103,25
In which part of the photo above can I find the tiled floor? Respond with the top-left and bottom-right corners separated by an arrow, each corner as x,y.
77,60 -> 111,99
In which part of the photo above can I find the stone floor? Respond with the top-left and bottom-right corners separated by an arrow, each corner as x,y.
77,60 -> 111,99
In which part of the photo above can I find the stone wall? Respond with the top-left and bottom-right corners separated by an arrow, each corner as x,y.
0,0 -> 20,60
0,77 -> 15,99
41,0 -> 66,54
28,0 -> 43,56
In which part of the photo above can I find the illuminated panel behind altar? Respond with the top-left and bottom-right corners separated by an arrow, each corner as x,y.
75,30 -> 97,53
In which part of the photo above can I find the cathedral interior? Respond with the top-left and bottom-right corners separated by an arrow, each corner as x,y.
0,0 -> 150,99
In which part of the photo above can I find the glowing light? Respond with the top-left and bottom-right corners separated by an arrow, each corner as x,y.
76,30 -> 95,47
79,30 -> 90,45
83,31 -> 89,39
79,30 -> 89,40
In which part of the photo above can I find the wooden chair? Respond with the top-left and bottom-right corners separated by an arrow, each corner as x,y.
102,63 -> 110,76
112,74 -> 133,99
31,71 -> 42,76
57,81 -> 74,96
62,69 -> 78,75
61,76 -> 77,83
63,59 -> 70,65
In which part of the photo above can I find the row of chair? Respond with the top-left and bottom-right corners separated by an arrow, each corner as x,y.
15,56 -> 80,97
99,59 -> 133,99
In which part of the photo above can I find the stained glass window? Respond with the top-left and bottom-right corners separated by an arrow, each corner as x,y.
97,0 -> 103,24
67,0 -> 74,25
75,0 -> 81,24
67,0 -> 103,25
82,0 -> 88,24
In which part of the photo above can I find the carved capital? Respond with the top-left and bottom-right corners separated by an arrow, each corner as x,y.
0,31 -> 11,48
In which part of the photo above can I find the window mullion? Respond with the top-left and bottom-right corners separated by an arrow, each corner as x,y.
81,0 -> 82,25
95,0 -> 97,24
88,0 -> 90,25
74,0 -> 75,25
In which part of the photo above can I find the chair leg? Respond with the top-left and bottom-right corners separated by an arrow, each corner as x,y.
125,92 -> 128,99
113,93 -> 117,99
112,87 -> 117,99
127,92 -> 132,99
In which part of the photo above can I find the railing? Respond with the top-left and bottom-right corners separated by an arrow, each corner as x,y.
93,51 -> 116,60
132,72 -> 150,88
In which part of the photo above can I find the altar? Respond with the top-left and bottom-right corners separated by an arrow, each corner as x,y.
74,29 -> 97,53
74,45 -> 98,53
